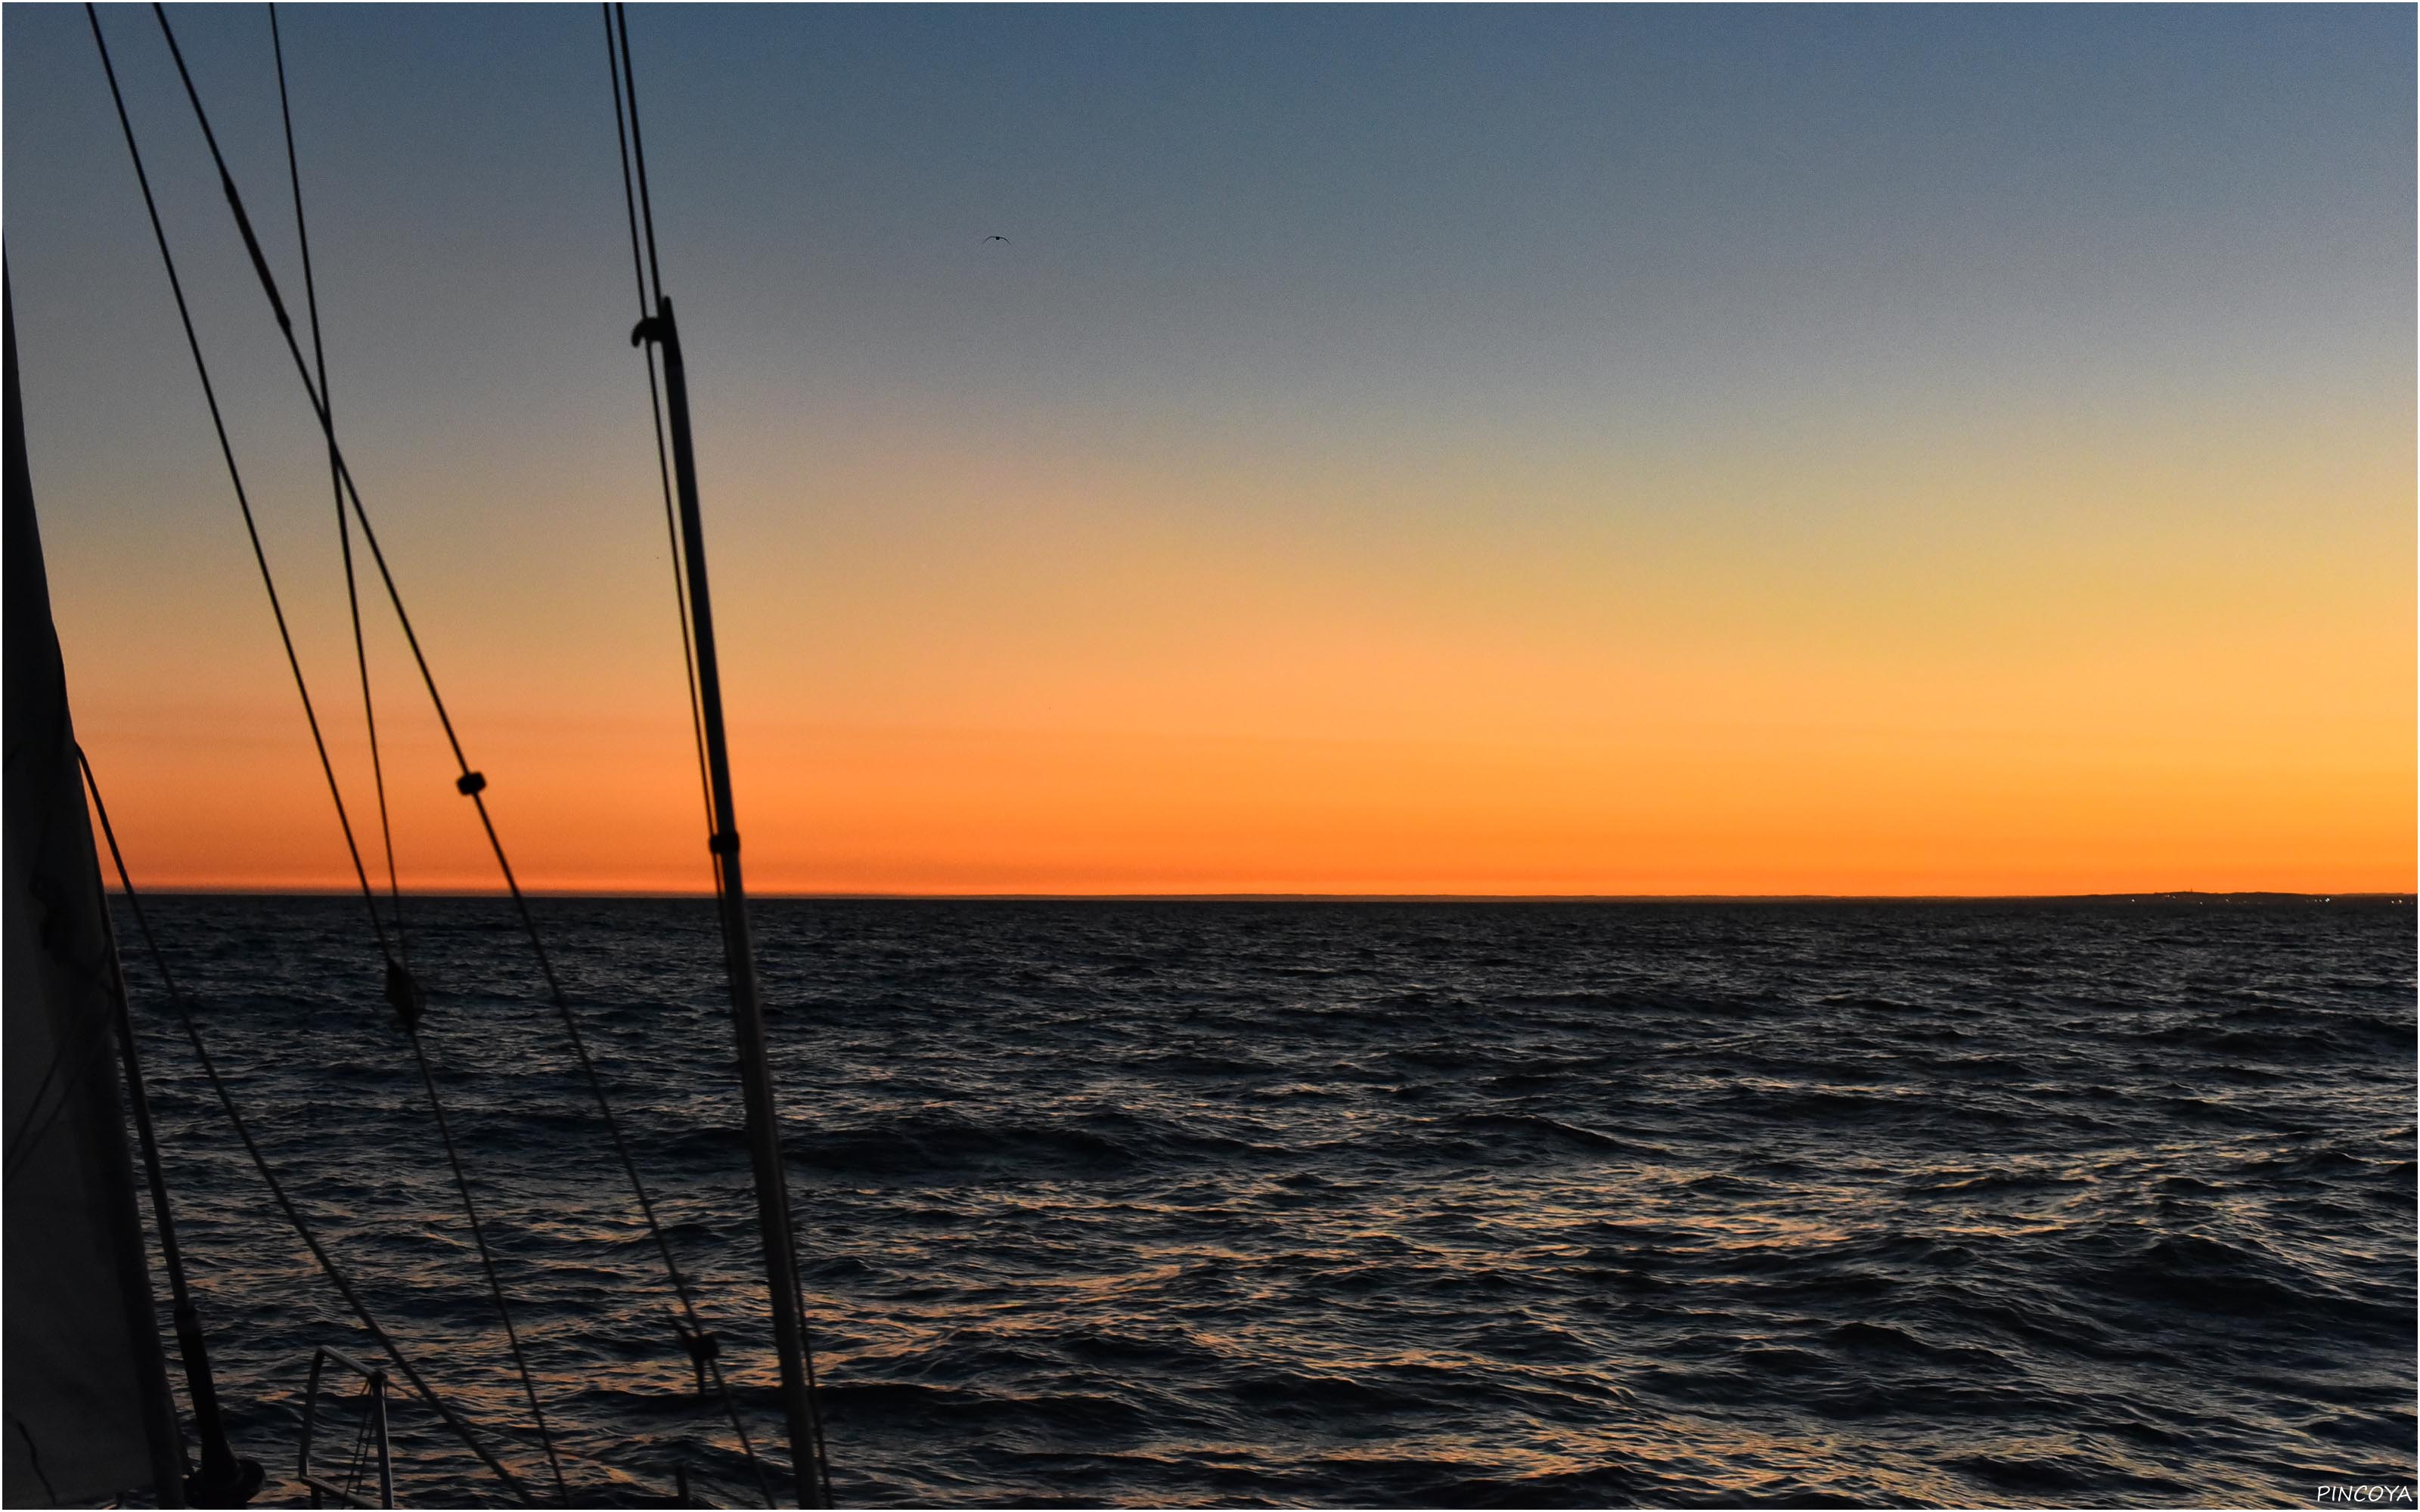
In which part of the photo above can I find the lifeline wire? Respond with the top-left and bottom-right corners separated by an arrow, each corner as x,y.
88,10 -> 566,1499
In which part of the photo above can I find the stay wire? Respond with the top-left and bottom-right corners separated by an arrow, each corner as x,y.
150,1 -> 478,789
601,14 -> 775,1501
78,748 -> 534,1508
144,12 -> 786,1501
94,11 -> 566,1498
86,1 -> 389,968
265,38 -> 560,1496
271,1 -> 408,962
613,2 -> 664,311
602,2 -> 714,841
612,12 -> 836,1501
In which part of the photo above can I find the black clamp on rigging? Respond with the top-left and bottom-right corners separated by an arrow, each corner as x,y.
384,960 -> 427,1033
631,310 -> 675,349
674,1321 -> 718,1393
455,770 -> 486,797
708,830 -> 739,857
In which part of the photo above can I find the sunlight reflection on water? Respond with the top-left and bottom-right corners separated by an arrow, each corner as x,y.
123,897 -> 2415,1506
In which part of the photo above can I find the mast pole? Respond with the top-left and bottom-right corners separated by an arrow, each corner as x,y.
634,296 -> 830,1509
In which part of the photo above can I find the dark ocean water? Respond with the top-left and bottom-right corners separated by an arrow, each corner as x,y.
114,896 -> 2415,1507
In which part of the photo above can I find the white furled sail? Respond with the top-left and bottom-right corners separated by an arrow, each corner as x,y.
2,272 -> 187,1508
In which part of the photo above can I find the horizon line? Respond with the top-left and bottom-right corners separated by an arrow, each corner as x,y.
100,886 -> 2414,903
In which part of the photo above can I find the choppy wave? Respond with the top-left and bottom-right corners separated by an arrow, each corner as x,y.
117,897 -> 2415,1505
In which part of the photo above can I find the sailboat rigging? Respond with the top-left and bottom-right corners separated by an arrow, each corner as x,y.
607,2 -> 835,1495
9,5 -> 841,1504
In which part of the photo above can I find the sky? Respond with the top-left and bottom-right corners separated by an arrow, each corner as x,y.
5,3 -> 2412,896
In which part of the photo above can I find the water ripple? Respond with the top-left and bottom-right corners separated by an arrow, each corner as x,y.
119,897 -> 2415,1506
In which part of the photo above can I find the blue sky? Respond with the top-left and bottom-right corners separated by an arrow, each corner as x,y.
5,4 -> 2411,894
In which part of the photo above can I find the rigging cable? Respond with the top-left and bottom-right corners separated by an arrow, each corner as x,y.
85,9 -> 567,1501
271,1 -> 408,960
600,15 -> 774,1497
601,14 -> 777,1498
609,8 -> 835,1499
77,748 -> 532,1508
601,2 -> 715,840
141,8 -> 795,1500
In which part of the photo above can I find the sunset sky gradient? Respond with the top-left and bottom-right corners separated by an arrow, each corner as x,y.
5,4 -> 2412,895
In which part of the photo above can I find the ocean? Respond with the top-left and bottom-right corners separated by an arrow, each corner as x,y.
113,896 -> 2415,1507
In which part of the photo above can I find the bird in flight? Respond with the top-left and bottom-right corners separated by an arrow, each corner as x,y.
984,234 -> 1010,243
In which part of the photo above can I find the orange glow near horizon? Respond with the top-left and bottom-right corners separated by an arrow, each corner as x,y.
79,711 -> 2418,897
14,1 -> 2412,902
61,403 -> 2415,900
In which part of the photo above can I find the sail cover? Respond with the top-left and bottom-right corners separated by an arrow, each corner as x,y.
2,274 -> 185,1507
